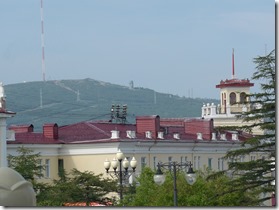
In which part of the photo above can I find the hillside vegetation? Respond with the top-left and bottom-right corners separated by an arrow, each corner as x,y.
5,78 -> 218,131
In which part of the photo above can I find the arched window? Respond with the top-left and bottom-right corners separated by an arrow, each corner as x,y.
230,92 -> 236,105
240,92 -> 247,103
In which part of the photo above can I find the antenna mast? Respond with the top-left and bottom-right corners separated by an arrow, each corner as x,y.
232,48 -> 235,79
40,0 -> 46,82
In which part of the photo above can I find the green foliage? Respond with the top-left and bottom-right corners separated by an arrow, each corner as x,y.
5,78 -> 218,131
8,147 -> 118,206
208,49 -> 276,206
36,168 -> 118,206
7,146 -> 46,193
122,167 -> 258,206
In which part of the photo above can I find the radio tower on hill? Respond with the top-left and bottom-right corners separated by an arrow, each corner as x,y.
40,0 -> 46,82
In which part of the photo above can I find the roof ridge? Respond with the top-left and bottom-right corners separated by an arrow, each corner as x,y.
84,122 -> 111,137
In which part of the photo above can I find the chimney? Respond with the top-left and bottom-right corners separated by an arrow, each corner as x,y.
43,123 -> 58,139
9,124 -> 34,133
184,118 -> 214,140
136,115 -> 160,139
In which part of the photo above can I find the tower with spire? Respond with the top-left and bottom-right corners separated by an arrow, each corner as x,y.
216,48 -> 254,114
201,49 -> 262,135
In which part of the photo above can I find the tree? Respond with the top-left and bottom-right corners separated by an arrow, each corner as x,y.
36,168 -> 118,206
7,146 -> 46,193
122,167 -> 258,206
8,147 -> 118,206
208,49 -> 275,206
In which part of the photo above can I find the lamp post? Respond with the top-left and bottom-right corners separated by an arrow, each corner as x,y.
153,161 -> 196,207
104,152 -> 137,201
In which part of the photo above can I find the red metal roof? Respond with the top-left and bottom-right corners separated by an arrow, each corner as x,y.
8,132 -> 63,144
216,78 -> 254,88
8,116 -> 251,145
58,121 -> 136,142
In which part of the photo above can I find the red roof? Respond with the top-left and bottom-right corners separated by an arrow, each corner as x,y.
58,121 -> 136,142
8,116 -> 251,145
9,132 -> 63,144
216,78 -> 254,88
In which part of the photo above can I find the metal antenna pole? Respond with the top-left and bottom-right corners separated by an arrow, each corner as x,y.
40,0 -> 46,81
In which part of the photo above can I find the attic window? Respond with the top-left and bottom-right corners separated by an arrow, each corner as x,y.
126,130 -> 136,139
145,131 -> 152,139
157,131 -> 164,139
173,133 -> 180,140
197,133 -> 203,140
232,133 -> 239,141
211,132 -> 217,141
220,133 -> 227,141
111,130 -> 119,139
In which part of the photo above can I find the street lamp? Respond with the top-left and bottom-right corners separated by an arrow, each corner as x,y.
104,151 -> 137,201
154,161 -> 196,206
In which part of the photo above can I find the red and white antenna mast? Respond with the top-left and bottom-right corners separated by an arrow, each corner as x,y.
40,0 -> 46,82
232,48 -> 235,79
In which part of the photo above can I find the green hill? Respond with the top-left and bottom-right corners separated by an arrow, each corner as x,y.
5,78 -> 218,131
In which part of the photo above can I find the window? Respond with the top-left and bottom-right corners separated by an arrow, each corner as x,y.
141,157 -> 146,169
240,155 -> 245,162
240,92 -> 247,103
208,158 -> 212,170
251,156 -> 256,161
168,156 -> 172,162
193,156 -> 196,169
58,159 -> 64,177
38,159 -> 43,177
230,92 -> 236,105
218,158 -> 224,170
45,159 -> 50,178
198,156 -> 201,169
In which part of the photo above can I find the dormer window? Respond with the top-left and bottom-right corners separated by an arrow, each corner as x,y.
157,132 -> 164,139
145,131 -> 152,139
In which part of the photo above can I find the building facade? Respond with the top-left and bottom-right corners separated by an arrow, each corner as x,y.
7,116 -> 259,182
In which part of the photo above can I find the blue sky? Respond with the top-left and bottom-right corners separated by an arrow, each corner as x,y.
0,0 -> 275,99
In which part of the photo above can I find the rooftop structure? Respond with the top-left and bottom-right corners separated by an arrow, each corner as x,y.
8,116 -> 250,146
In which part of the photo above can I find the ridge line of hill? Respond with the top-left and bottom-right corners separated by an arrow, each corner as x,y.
4,78 -> 219,131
